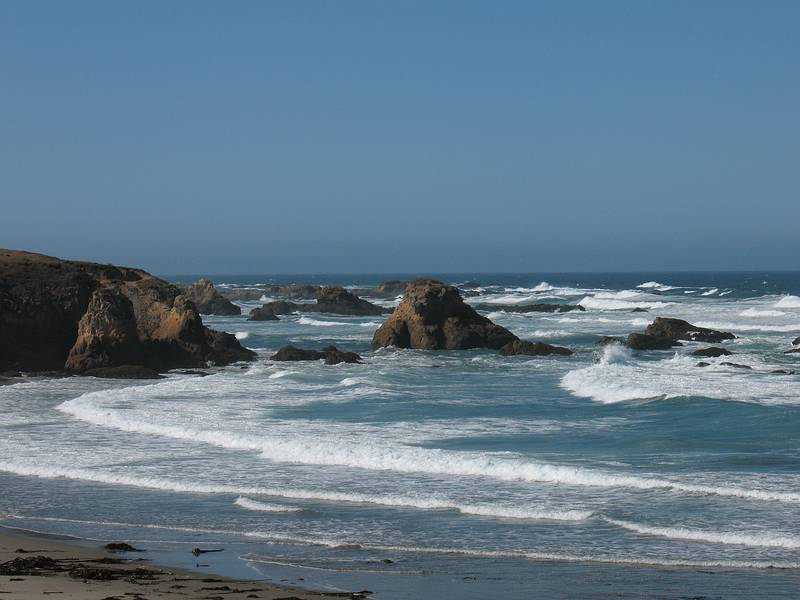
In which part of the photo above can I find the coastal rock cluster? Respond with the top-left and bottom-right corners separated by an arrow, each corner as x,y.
624,317 -> 735,351
248,286 -> 387,320
0,249 -> 254,374
179,279 -> 241,315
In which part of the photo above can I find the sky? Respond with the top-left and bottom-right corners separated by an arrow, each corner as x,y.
1,1 -> 798,274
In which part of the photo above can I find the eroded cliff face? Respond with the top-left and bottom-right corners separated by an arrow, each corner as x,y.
0,249 -> 254,372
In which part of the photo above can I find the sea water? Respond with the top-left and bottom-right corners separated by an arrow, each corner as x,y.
2,272 -> 799,598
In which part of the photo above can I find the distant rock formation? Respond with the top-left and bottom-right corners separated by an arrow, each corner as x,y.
263,284 -> 322,300
270,345 -> 362,365
690,347 -> 733,357
180,279 -> 241,315
0,249 -> 255,373
217,287 -> 266,302
372,279 -> 518,350
498,340 -> 573,356
645,317 -> 735,343
473,303 -> 584,313
248,288 -> 386,318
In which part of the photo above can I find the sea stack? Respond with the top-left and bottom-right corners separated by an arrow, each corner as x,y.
180,279 -> 241,315
0,249 -> 255,373
372,279 -> 517,350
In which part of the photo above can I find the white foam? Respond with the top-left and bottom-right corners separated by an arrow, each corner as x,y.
637,281 -> 676,291
739,308 -> 787,318
49,388 -> 800,503
701,288 -> 719,296
605,518 -> 800,549
297,317 -> 348,327
234,331 -> 250,340
234,497 -> 301,513
775,295 -> 800,308
578,296 -> 673,311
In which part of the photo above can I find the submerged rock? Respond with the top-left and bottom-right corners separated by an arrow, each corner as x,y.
0,249 -> 255,373
696,361 -> 711,367
473,303 -> 584,313
372,279 -> 518,350
179,279 -> 241,316
498,340 -> 573,357
690,347 -> 733,357
645,317 -> 735,343
626,333 -> 680,350
270,345 -> 362,365
721,362 -> 752,370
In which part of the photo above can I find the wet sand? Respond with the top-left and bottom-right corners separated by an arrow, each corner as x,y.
0,526 -> 369,600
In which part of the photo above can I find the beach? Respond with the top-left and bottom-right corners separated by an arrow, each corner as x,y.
0,526 -> 369,600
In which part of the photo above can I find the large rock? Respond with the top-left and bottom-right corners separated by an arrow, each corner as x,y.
311,286 -> 386,316
645,317 -> 735,343
372,279 -> 518,350
473,303 -> 584,313
498,340 -> 573,356
270,345 -> 362,365
0,249 -> 255,373
626,333 -> 680,350
793,336 -> 800,346
180,279 -> 240,315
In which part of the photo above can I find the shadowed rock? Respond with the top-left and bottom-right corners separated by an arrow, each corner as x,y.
84,365 -> 163,379
498,340 -> 573,356
597,336 -> 625,346
721,362 -> 752,370
690,347 -> 733,357
270,345 -> 362,365
180,279 -> 240,315
311,286 -> 386,316
626,333 -> 680,350
372,279 -> 518,350
645,317 -> 735,343
0,249 -> 255,373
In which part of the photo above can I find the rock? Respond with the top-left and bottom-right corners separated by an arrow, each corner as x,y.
309,286 -> 386,316
631,307 -> 649,313
179,279 -> 240,315
84,366 -> 163,379
794,336 -> 800,346
372,279 -> 518,350
270,345 -> 362,365
720,362 -> 752,370
498,340 -> 573,356
785,348 -> 800,354
626,333 -> 680,350
690,347 -> 733,357
247,306 -> 281,321
645,317 -> 735,343
0,556 -> 63,575
473,303 -> 584,313
217,287 -> 266,302
696,361 -> 711,367
249,300 -> 298,320
0,249 -> 255,373
263,284 -> 322,300
376,280 -> 409,296
104,543 -> 142,552
597,336 -> 625,346
772,369 -> 795,374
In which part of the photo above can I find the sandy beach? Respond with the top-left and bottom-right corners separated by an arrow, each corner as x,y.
0,526 -> 369,600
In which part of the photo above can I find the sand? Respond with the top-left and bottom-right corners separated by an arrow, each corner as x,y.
0,526 -> 369,600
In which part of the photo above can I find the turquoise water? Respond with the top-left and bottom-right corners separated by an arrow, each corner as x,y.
2,272 -> 799,598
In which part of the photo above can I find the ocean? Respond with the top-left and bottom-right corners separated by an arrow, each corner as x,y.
2,271 -> 799,599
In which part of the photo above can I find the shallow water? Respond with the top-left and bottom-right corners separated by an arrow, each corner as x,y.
2,272 -> 799,598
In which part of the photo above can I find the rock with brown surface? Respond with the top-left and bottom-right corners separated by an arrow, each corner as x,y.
310,286 -> 386,316
626,333 -> 680,350
498,340 -> 573,356
645,317 -> 735,343
0,249 -> 255,373
690,347 -> 733,357
180,279 -> 241,315
270,345 -> 362,364
372,279 -> 518,350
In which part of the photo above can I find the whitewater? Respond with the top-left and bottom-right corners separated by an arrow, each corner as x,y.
1,271 -> 799,599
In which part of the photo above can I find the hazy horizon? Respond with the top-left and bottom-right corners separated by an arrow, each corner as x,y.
2,2 -> 798,274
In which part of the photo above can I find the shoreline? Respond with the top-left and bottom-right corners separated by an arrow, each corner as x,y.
0,525 -> 370,600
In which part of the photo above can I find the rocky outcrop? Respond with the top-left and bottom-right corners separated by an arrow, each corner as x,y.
626,333 -> 680,350
645,317 -> 735,343
690,347 -> 733,357
597,336 -> 625,346
270,345 -> 362,365
263,284 -> 322,300
249,300 -> 298,319
473,303 -> 584,313
372,279 -> 518,350
180,279 -> 240,315
793,336 -> 800,346
0,249 -> 255,373
247,306 -> 281,321
376,280 -> 409,296
498,340 -> 573,356
312,286 -> 386,316
217,287 -> 266,302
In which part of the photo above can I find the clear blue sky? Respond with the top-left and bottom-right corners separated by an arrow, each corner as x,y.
1,1 -> 797,274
